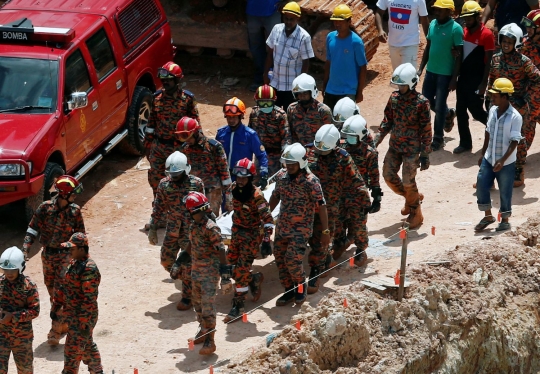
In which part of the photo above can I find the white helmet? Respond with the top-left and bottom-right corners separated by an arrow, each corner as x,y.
280,143 -> 308,169
499,23 -> 523,48
341,115 -> 369,140
0,246 -> 25,273
314,124 -> 340,151
165,151 -> 191,177
391,63 -> 419,90
333,97 -> 360,124
291,73 -> 318,100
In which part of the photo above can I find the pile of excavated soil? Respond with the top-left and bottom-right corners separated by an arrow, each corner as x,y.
224,216 -> 540,374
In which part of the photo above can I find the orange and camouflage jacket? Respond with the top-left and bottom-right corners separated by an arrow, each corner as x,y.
271,169 -> 325,239
377,90 -> 432,156
231,184 -> 274,229
306,146 -> 371,212
189,216 -> 225,280
488,50 -> 540,114
248,106 -> 291,152
287,100 -> 333,146
0,274 -> 39,339
146,88 -> 200,142
520,37 -> 540,68
23,198 -> 86,256
151,175 -> 204,227
344,142 -> 380,189
53,256 -> 100,326
179,134 -> 232,190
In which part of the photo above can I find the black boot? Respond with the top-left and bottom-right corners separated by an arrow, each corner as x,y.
223,292 -> 247,323
276,287 -> 295,306
248,272 -> 264,302
295,280 -> 307,305
354,249 -> 368,267
193,324 -> 207,344
307,267 -> 321,294
332,236 -> 350,260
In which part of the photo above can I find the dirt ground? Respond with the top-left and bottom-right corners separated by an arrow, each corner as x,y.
1,35 -> 540,374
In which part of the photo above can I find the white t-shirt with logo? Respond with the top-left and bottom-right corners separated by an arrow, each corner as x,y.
376,0 -> 428,47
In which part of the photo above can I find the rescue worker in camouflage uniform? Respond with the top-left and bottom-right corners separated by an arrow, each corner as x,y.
23,175 -> 84,346
521,10 -> 540,68
52,233 -> 103,374
223,158 -> 274,323
287,73 -> 333,145
144,62 -> 200,195
333,115 -> 382,266
148,151 -> 204,311
182,192 -> 231,355
269,143 -> 330,306
332,97 -> 375,147
306,124 -> 370,293
177,117 -> 233,215
375,63 -> 432,229
487,23 -> 540,186
249,85 -> 291,176
0,247 -> 39,374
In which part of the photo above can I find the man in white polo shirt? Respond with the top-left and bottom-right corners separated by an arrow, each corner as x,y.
375,0 -> 429,69
264,1 -> 315,111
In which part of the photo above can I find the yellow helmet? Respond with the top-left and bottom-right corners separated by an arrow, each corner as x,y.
432,0 -> 455,11
488,78 -> 514,94
330,4 -> 353,20
282,2 -> 301,17
461,1 -> 482,17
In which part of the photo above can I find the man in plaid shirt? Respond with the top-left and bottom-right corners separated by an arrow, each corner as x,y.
264,1 -> 314,111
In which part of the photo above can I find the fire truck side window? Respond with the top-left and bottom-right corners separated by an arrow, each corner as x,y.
64,49 -> 92,99
86,28 -> 117,81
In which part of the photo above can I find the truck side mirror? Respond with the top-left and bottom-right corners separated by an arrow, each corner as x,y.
67,92 -> 88,110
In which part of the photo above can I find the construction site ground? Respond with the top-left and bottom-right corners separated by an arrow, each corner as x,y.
1,37 -> 540,373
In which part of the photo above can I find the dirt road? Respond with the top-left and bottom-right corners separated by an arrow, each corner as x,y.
1,41 -> 539,373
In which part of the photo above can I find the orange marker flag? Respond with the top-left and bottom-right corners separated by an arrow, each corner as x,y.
298,283 -> 303,293
209,365 -> 214,374
295,320 -> 301,330
134,369 -> 138,374
188,339 -> 194,351
431,226 -> 436,235
242,313 -> 248,323
343,298 -> 348,307
349,257 -> 354,267
497,212 -> 501,222
394,269 -> 400,285
399,229 -> 406,239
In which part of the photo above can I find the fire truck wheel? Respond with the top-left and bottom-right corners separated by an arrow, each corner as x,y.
24,162 -> 64,223
119,86 -> 153,156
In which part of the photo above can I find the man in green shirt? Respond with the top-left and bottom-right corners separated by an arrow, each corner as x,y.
418,0 -> 464,151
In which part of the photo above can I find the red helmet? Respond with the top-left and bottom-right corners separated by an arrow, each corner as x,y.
523,10 -> 540,28
176,116 -> 201,141
223,97 -> 246,117
54,175 -> 83,198
254,85 -> 277,101
157,62 -> 184,79
184,191 -> 210,214
232,158 -> 256,177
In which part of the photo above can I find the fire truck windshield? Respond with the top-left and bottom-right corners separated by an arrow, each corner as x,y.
0,57 -> 58,113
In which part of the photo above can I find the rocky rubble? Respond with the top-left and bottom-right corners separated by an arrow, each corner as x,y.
224,216 -> 540,374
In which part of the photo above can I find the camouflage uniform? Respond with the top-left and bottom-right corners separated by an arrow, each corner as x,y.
228,184 -> 274,289
271,169 -> 325,288
189,216 -> 226,329
520,37 -> 540,150
335,142 -> 380,251
488,50 -> 540,168
151,175 -> 204,300
23,197 -> 85,342
145,88 -> 200,194
0,274 -> 39,374
179,133 -> 232,215
376,89 -> 431,210
287,100 -> 333,146
248,106 -> 291,176
53,252 -> 102,374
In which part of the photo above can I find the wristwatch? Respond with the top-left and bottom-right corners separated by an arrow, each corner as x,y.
322,229 -> 330,235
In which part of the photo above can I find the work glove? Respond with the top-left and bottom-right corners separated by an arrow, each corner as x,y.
148,224 -> 158,245
80,325 -> 91,338
369,187 -> 383,214
170,251 -> 191,280
259,176 -> 268,190
50,311 -> 58,321
420,156 -> 430,171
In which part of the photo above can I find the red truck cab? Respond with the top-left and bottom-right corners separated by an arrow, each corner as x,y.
0,0 -> 173,221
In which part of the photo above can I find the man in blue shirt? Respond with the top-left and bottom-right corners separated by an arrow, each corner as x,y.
216,97 -> 270,189
323,4 -> 368,111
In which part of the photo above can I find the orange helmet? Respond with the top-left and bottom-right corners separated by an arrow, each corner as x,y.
523,10 -> 540,28
254,85 -> 277,101
223,97 -> 246,117
54,175 -> 83,198
232,158 -> 256,177
158,62 -> 184,79
175,116 -> 201,141
184,191 -> 210,214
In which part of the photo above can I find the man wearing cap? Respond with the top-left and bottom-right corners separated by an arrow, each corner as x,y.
323,4 -> 368,110
264,2 -> 315,111
0,246 -> 40,374
418,0 -> 464,151
52,233 -> 103,374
